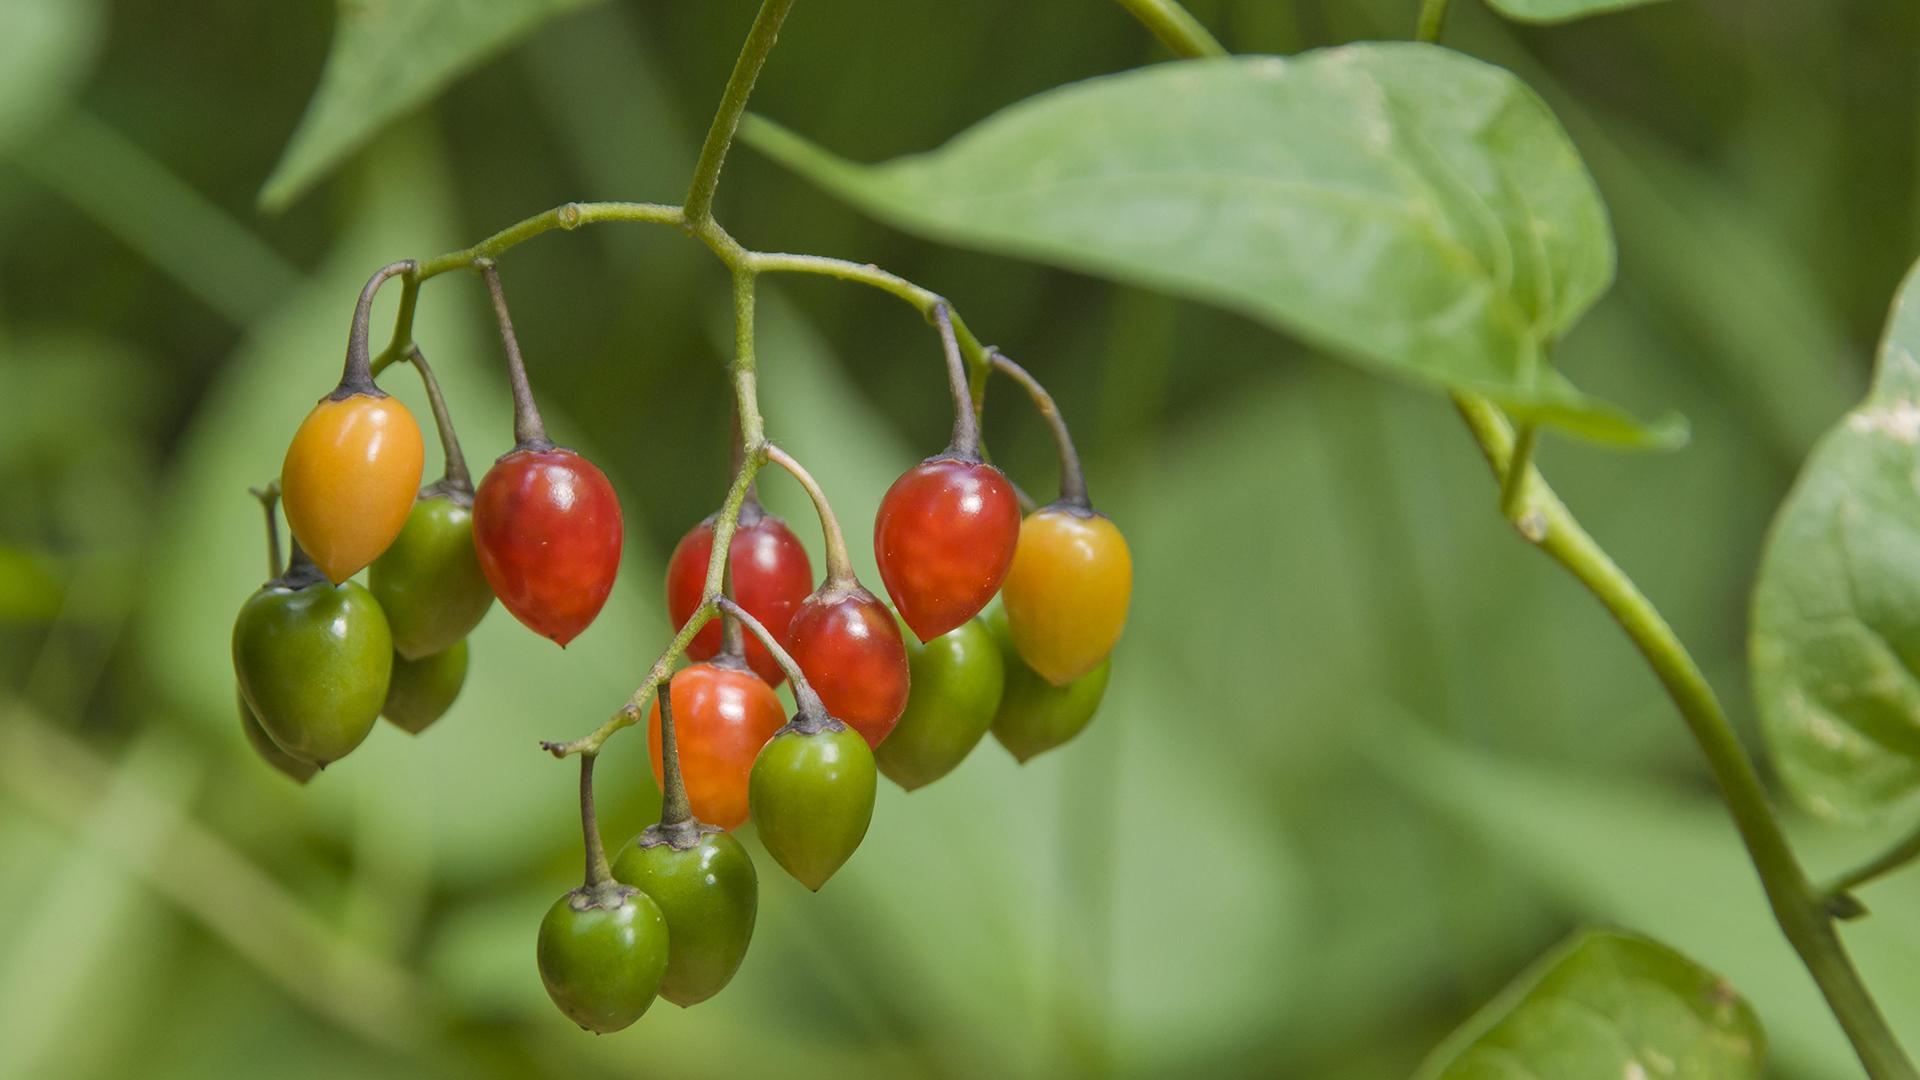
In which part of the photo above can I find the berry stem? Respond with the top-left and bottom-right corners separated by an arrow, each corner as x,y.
335,260 -> 416,399
683,0 -> 798,225
249,482 -> 283,579
476,259 -> 553,452
717,597 -> 827,722
988,349 -> 1090,511
719,550 -> 748,660
655,678 -> 695,829
576,755 -> 615,889
1824,820 -> 1920,903
277,537 -> 326,590
765,443 -> 854,587
934,304 -> 983,458
1498,421 -> 1537,524
404,344 -> 473,494
369,271 -> 421,378
1414,0 -> 1452,43
1110,0 -> 1226,57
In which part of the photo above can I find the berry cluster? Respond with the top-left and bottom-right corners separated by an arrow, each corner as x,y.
229,255 -> 1131,1031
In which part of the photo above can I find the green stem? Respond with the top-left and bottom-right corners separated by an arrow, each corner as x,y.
765,443 -> 854,586
405,345 -> 472,493
684,0 -> 798,224
249,483 -> 283,579
1498,421 -> 1537,524
656,678 -> 694,828
476,260 -> 552,451
1453,393 -> 1914,1080
1415,0 -> 1452,44
988,349 -> 1090,510
576,756 -> 614,888
1111,0 -> 1227,58
1826,821 -> 1920,900
935,305 -> 984,457
717,597 -> 826,721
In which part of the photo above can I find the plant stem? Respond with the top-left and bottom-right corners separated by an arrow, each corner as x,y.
1498,421 -> 1537,524
1453,393 -> 1915,1080
1111,0 -> 1227,58
404,344 -> 472,493
655,679 -> 694,829
1826,820 -> 1920,899
988,349 -> 1090,510
717,597 -> 825,720
369,273 -> 421,378
577,755 -> 614,889
337,261 -> 415,397
1415,0 -> 1452,44
476,260 -> 552,451
765,443 -> 854,586
934,304 -> 984,457
684,0 -> 797,223
249,483 -> 283,579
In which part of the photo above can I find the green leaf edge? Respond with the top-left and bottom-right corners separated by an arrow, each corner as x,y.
740,86 -> 1684,452
1412,925 -> 1766,1079
1484,0 -> 1677,28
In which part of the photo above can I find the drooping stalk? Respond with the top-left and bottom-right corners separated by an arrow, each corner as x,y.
716,597 -> 827,724
765,443 -> 854,587
404,345 -> 472,494
655,678 -> 693,829
250,483 -> 283,579
336,261 -> 415,398
576,755 -> 614,889
476,260 -> 551,451
934,305 -> 983,458
988,349 -> 1090,510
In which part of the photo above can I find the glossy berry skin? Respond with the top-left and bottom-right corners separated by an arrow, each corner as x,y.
612,829 -> 758,1007
874,456 -> 1022,642
750,722 -> 876,891
875,612 -> 1004,791
238,686 -> 317,784
646,662 -> 786,830
987,609 -> 1111,763
370,493 -> 493,660
785,583 -> 910,748
282,393 -> 425,584
473,447 -> 623,647
665,509 -> 812,686
536,884 -> 669,1033
382,638 -> 468,735
232,579 -> 391,766
1002,507 -> 1133,686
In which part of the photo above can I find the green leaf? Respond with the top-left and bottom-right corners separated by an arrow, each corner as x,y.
1416,927 -> 1765,1079
742,46 -> 1682,448
0,0 -> 100,155
257,0 -> 601,212
1751,255 -> 1920,822
1483,0 -> 1673,25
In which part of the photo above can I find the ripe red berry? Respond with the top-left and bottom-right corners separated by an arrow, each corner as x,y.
645,661 -> 787,830
665,503 -> 812,687
874,456 -> 1021,642
785,582 -> 910,748
472,447 -> 622,646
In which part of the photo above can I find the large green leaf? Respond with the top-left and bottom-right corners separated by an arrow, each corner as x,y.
1416,927 -> 1764,1079
1751,256 -> 1920,822
257,0 -> 601,212
742,46 -> 1681,448
1483,0 -> 1673,25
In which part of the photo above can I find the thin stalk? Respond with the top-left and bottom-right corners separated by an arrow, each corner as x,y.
405,345 -> 471,493
765,443 -> 854,586
476,260 -> 551,450
1498,422 -> 1537,524
1415,0 -> 1452,44
717,597 -> 826,721
1111,0 -> 1227,58
369,272 -> 421,378
719,547 -> 749,660
1826,820 -> 1920,900
655,679 -> 694,829
1454,393 -> 1914,1080
935,305 -> 983,457
249,484 -> 283,579
337,261 -> 415,397
989,349 -> 1090,510
577,756 -> 614,889
684,0 -> 798,224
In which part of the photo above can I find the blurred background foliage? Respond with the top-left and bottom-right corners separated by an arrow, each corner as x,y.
2,0 -> 1918,1076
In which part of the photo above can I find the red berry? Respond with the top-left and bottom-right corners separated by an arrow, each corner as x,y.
874,456 -> 1021,642
665,506 -> 813,687
646,661 -> 786,830
786,582 -> 910,748
472,447 -> 622,646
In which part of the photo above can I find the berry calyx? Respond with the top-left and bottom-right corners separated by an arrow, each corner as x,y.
875,611 -> 1004,791
665,497 -> 812,687
231,544 -> 392,766
645,661 -> 786,830
1000,505 -> 1132,685
382,638 -> 469,735
785,582 -> 910,748
874,454 -> 1021,642
987,608 -> 1110,763
749,713 -> 876,891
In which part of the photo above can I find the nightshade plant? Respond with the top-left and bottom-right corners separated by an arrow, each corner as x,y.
223,0 -> 1920,1074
